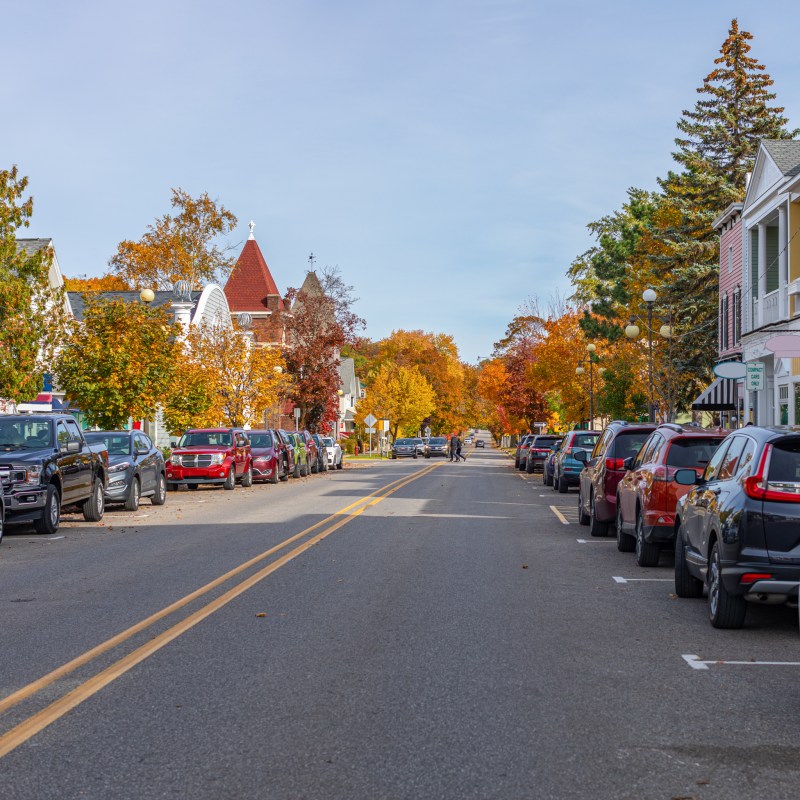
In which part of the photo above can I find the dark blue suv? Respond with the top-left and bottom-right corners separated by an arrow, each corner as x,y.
674,426 -> 800,629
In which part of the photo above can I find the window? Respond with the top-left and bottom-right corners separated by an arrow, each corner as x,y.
665,438 -> 723,469
768,439 -> 800,482
612,430 -> 654,462
717,436 -> 746,481
735,438 -> 757,479
732,288 -> 741,346
591,429 -> 614,459
719,293 -> 729,351
249,433 -> 274,448
634,434 -> 659,468
728,244 -> 733,274
704,439 -> 732,482
64,420 -> 83,442
56,422 -> 70,449
779,384 -> 789,425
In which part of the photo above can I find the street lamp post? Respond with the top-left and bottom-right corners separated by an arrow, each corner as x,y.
642,288 -> 657,422
576,343 -> 599,429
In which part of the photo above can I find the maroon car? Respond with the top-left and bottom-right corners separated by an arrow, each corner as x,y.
248,429 -> 289,483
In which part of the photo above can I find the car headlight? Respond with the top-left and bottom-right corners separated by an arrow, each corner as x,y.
109,461 -> 132,474
18,464 -> 43,488
170,454 -> 181,465
211,453 -> 225,465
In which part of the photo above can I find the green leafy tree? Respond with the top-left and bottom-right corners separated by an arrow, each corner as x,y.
55,297 -> 179,428
0,166 -> 68,402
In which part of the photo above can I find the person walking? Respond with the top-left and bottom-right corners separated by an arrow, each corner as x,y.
449,434 -> 459,462
456,436 -> 466,462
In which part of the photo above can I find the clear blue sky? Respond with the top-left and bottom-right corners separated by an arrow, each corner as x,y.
4,0 -> 798,362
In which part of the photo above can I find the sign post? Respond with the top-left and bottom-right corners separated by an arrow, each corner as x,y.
364,413 -> 377,457
293,407 -> 301,431
745,363 -> 765,392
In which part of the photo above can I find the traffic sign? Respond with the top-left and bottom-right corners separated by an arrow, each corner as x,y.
746,362 -> 765,391
364,413 -> 377,427
366,427 -> 376,434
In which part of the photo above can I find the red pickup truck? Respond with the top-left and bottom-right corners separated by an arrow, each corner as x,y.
166,428 -> 252,491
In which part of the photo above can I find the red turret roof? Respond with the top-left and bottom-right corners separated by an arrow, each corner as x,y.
224,239 -> 284,311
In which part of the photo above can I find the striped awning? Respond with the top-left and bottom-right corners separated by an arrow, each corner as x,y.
691,377 -> 739,411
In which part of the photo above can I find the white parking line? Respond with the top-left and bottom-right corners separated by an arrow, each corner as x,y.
613,576 -> 673,584
683,653 -> 800,671
549,506 -> 570,525
576,538 -> 615,544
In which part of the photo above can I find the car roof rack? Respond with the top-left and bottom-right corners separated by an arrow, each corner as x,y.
659,422 -> 684,433
609,420 -> 628,426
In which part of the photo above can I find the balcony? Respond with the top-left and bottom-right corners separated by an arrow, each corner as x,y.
761,289 -> 781,325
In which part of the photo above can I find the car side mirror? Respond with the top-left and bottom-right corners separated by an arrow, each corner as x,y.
573,448 -> 587,463
170,441 -> 178,448
65,440 -> 80,453
674,468 -> 700,486
623,457 -> 634,470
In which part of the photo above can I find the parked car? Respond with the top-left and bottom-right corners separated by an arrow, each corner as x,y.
392,438 -> 419,459
295,431 -> 321,473
247,429 -> 287,483
0,414 -> 108,534
574,421 -> 657,534
613,424 -> 728,565
475,439 -> 485,448
526,435 -> 561,474
542,440 -> 562,486
274,429 -> 299,478
310,433 -> 329,472
0,489 -> 5,544
412,437 -> 426,456
425,436 -> 449,458
286,432 -> 310,476
322,437 -> 343,470
551,430 -> 602,493
166,428 -> 252,490
515,434 -> 534,470
84,430 -> 167,510
674,426 -> 800,628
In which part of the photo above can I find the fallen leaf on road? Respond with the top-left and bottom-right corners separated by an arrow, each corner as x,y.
255,612 -> 267,618
696,779 -> 710,786
668,593 -> 678,600
522,564 -> 528,569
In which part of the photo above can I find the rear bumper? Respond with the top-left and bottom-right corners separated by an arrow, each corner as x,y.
722,563 -> 800,601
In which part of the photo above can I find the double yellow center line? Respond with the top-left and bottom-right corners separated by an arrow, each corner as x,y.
0,462 -> 442,759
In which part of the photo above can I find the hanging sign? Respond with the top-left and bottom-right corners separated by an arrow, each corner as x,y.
745,362 -> 766,391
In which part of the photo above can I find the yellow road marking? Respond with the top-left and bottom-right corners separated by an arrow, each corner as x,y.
550,505 -> 570,526
0,464 -> 440,724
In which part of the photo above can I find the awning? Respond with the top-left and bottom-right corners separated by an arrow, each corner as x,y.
691,377 -> 739,411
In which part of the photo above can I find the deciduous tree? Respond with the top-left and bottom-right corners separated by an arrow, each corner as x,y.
109,189 -> 237,290
55,297 -> 178,429
0,165 -> 68,402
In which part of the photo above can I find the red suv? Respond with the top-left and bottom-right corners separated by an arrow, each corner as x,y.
615,423 -> 728,566
574,421 -> 657,536
166,428 -> 252,491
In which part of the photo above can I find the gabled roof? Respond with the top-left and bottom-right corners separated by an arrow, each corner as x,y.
224,238 -> 283,312
67,290 -> 189,321
15,237 -> 53,257
762,140 -> 800,178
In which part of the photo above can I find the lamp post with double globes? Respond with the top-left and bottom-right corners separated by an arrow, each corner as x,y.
625,288 -> 675,422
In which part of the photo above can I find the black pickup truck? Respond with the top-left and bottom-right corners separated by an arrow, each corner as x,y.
0,414 -> 108,537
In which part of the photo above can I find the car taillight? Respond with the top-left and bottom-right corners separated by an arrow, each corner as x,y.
605,458 -> 625,471
740,573 -> 774,585
743,444 -> 800,502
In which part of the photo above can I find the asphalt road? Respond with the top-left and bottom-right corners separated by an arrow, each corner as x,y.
1,438 -> 799,799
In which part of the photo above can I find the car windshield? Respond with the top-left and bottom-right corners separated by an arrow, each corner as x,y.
768,439 -> 800,482
322,438 -> 334,446
612,432 -> 651,459
429,437 -> 447,444
179,431 -> 232,447
395,439 -> 415,445
0,419 -> 53,449
84,432 -> 131,455
666,438 -> 724,468
572,433 -> 600,449
248,433 -> 273,448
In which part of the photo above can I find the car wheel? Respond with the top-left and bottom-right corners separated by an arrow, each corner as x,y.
336,457 -> 343,470
241,464 -> 253,487
674,524 -> 703,598
151,473 -> 167,505
514,457 -> 520,469
392,454 -> 397,460
293,460 -> 301,477
578,488 -> 590,526
124,477 -> 140,512
83,479 -> 105,522
269,463 -> 280,484
551,470 -> 559,491
223,468 -> 236,490
279,459 -> 290,482
543,469 -> 552,487
33,485 -> 60,535
300,459 -> 308,476
708,541 -> 747,628
310,458 -> 319,474
589,493 -> 607,536
413,453 -> 418,459
616,504 -> 635,552
635,510 -> 660,567
557,474 -> 568,493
